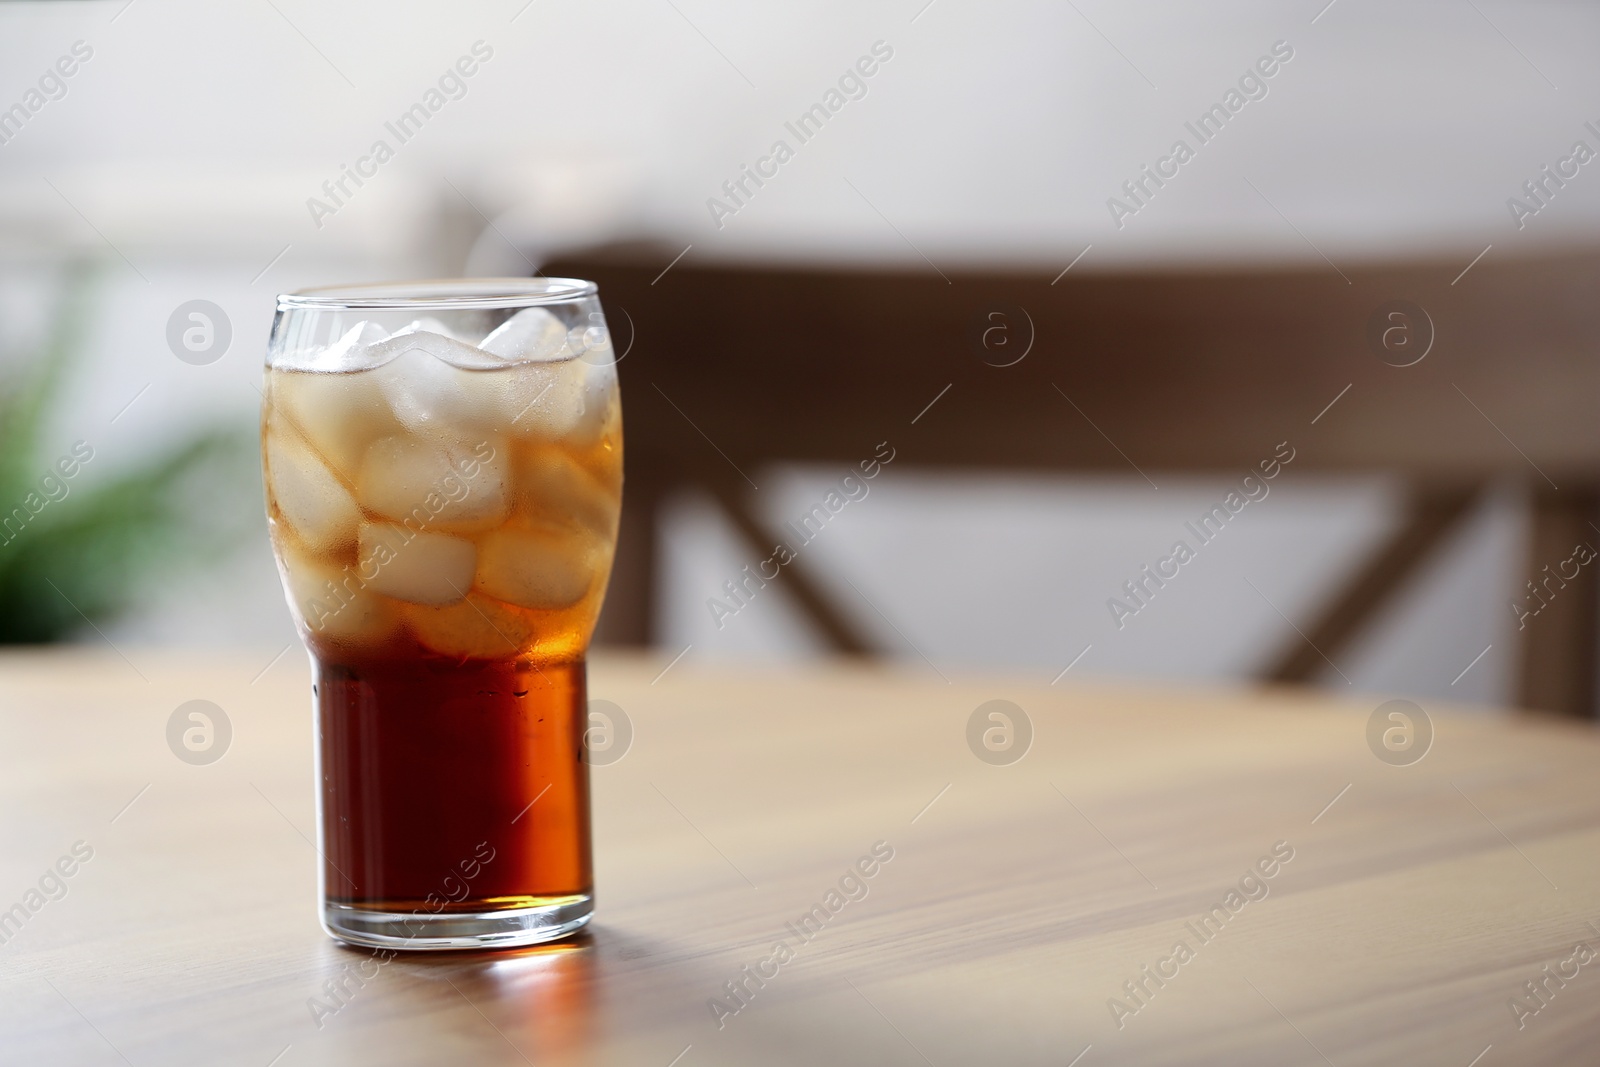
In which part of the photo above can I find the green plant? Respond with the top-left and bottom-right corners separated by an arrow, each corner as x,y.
0,266 -> 254,643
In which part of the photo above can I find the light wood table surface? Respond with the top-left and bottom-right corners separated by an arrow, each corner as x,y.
2,648 -> 1598,1065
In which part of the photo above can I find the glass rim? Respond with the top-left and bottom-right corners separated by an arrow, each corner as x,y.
277,277 -> 597,312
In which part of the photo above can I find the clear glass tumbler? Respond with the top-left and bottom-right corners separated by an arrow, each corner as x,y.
261,279 -> 621,949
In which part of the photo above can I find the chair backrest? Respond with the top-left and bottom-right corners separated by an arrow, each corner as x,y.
549,244 -> 1600,481
551,244 -> 1600,716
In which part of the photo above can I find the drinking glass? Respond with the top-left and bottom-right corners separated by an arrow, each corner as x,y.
261,279 -> 621,949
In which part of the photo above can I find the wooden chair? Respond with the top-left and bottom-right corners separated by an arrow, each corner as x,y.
547,244 -> 1600,717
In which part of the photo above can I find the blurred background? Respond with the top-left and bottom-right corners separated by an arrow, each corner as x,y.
2,0 -> 1597,714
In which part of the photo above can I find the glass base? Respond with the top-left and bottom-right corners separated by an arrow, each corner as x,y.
322,894 -> 593,951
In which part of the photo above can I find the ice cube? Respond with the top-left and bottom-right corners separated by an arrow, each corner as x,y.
268,367 -> 402,481
265,426 -> 361,552
474,522 -> 600,609
539,360 -> 619,449
480,307 -> 573,363
498,360 -> 587,438
372,345 -> 473,433
357,434 -> 509,532
404,593 -> 537,659
370,331 -> 528,439
275,319 -> 391,372
516,448 -> 620,535
275,538 -> 401,648
357,523 -> 475,605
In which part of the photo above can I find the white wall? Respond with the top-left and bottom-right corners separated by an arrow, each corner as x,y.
3,1 -> 1599,267
659,471 -> 1523,709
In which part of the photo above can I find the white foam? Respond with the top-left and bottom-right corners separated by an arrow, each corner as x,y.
392,317 -> 457,340
371,328 -> 507,371
274,313 -> 611,444
278,312 -> 600,375
277,320 -> 393,372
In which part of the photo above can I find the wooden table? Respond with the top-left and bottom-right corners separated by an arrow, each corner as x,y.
2,648 -> 1597,1065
